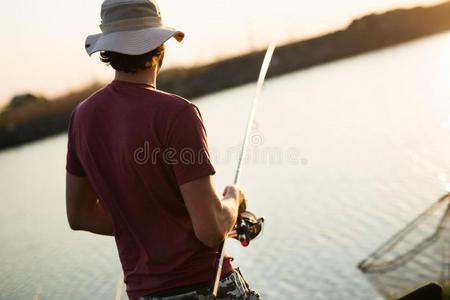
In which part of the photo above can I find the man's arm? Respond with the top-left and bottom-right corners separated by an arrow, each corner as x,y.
66,172 -> 114,236
180,176 -> 246,248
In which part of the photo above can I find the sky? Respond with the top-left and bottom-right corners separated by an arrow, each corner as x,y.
0,0 -> 446,106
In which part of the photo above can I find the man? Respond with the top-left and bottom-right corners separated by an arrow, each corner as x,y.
65,1 -> 260,299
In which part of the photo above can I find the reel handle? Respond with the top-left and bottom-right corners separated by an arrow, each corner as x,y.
228,211 -> 264,247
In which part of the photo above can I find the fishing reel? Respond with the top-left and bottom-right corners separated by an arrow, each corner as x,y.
228,211 -> 264,247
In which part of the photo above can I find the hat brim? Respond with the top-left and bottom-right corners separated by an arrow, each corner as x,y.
85,27 -> 184,56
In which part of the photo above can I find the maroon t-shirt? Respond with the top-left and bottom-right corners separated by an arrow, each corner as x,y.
66,80 -> 233,300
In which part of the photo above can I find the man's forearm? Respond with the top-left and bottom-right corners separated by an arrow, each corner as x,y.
73,201 -> 114,236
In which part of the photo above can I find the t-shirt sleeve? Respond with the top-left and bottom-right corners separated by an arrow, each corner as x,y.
166,104 -> 216,186
66,110 -> 86,177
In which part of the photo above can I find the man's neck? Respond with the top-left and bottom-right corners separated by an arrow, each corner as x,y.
114,67 -> 158,87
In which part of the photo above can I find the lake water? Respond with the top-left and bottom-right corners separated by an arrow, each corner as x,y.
2,32 -> 450,300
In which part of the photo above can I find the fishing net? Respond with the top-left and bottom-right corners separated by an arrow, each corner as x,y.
358,194 -> 450,299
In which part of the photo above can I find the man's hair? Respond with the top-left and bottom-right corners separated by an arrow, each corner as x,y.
99,44 -> 165,74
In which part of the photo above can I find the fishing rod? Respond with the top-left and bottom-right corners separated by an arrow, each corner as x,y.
208,44 -> 276,299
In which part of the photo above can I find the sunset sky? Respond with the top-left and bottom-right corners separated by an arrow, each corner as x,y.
0,0 -> 446,106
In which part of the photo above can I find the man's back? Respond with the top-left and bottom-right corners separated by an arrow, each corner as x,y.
66,80 -> 233,299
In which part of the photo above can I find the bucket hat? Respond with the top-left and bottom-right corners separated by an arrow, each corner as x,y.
85,0 -> 184,56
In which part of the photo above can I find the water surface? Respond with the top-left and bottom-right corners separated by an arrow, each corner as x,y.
2,32 -> 450,299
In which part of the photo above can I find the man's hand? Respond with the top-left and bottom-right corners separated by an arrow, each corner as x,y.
222,185 -> 247,214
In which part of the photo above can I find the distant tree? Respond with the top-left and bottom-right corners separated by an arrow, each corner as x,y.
2,94 -> 47,112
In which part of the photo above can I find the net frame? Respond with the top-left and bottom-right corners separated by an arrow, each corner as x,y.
358,194 -> 450,299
